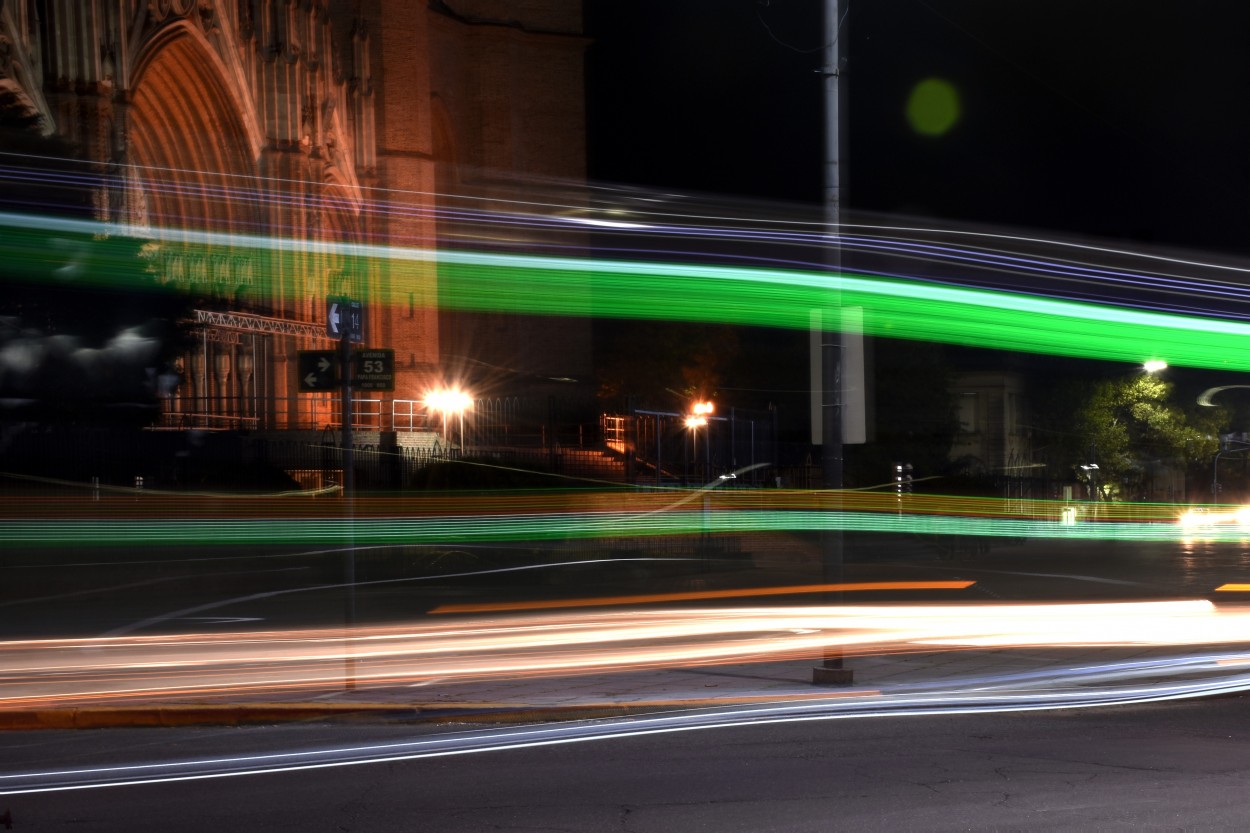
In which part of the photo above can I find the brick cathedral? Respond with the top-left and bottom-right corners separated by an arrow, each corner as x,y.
0,0 -> 593,434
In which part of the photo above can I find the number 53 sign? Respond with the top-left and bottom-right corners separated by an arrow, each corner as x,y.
353,349 -> 395,391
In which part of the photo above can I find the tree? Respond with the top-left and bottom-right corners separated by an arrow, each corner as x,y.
1071,374 -> 1225,501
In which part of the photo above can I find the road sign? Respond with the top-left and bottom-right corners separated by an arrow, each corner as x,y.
327,298 -> 364,343
297,350 -> 338,391
353,349 -> 395,391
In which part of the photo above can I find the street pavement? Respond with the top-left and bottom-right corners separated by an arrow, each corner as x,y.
7,531 -> 1250,730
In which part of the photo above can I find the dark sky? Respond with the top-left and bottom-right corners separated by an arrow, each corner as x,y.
586,1 -> 1250,255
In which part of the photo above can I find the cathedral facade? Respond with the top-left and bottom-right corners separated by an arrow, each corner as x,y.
0,0 -> 590,433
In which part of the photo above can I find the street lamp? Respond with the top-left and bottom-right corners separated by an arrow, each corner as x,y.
1197,387 -> 1250,501
424,388 -> 472,451
1143,360 -> 1168,374
1080,462 -> 1100,501
685,401 -> 714,482
1211,439 -> 1250,503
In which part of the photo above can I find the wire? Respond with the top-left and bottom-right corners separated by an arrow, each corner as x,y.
754,0 -> 845,55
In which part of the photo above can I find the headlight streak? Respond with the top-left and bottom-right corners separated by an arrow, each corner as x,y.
5,649 -> 1250,795
4,600 -> 1249,710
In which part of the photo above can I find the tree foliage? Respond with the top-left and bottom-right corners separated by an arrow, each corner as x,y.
1071,374 -> 1225,500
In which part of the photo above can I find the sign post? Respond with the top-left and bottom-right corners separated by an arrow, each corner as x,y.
327,297 -> 364,690
302,300 -> 377,690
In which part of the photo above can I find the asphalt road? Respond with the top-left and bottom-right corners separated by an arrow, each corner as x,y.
4,693 -> 1250,831
7,534 -> 1250,639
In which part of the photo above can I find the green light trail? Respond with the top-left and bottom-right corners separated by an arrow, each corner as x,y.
0,511 -> 1227,547
6,212 -> 1250,370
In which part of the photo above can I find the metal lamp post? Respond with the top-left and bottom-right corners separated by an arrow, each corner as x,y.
1080,462 -> 1100,501
686,401 -> 714,483
1197,387 -> 1250,503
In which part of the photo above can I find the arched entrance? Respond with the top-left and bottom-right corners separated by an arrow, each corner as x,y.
126,26 -> 286,429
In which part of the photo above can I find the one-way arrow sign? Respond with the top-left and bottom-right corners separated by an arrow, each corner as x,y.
327,298 -> 364,343
297,350 -> 338,391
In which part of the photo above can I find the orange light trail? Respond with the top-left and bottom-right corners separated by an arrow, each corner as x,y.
429,581 -> 976,613
0,490 -> 1201,522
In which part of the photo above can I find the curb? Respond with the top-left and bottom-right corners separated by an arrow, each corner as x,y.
0,690 -> 876,731
0,702 -> 698,731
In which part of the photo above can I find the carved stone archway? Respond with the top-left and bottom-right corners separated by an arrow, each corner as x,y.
126,23 -> 273,428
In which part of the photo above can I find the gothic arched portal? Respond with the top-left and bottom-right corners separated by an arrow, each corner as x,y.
128,25 -> 273,428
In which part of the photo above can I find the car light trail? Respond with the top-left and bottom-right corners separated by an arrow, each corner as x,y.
1,508 -> 1242,546
1,487 -> 1243,548
3,599 -> 1249,711
8,209 -> 1250,371
427,581 -> 977,613
5,645 -> 1250,795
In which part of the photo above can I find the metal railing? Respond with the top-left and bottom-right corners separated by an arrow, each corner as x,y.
329,398 -> 382,430
392,399 -> 432,432
602,414 -> 627,453
156,411 -> 260,430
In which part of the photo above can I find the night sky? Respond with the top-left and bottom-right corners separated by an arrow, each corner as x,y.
584,1 -> 1250,447
586,1 -> 1250,255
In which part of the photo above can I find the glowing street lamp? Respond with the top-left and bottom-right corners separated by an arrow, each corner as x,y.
1143,360 -> 1168,374
686,401 -> 714,482
1080,462 -> 1100,501
424,388 -> 472,450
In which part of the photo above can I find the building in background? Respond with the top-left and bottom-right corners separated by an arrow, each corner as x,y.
949,370 -> 1032,480
0,0 -> 591,434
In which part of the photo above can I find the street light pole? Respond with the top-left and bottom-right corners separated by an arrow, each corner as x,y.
338,310 -> 356,691
1197,387 -> 1250,503
1212,443 -> 1250,502
814,0 -> 851,686
1213,452 -> 1222,502
686,402 -> 714,484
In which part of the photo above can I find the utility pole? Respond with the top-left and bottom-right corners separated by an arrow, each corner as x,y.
813,0 -> 853,686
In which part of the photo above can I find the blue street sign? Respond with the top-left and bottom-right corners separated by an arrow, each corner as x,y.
327,298 -> 364,343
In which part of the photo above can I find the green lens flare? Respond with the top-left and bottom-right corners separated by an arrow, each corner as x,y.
906,77 -> 961,136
